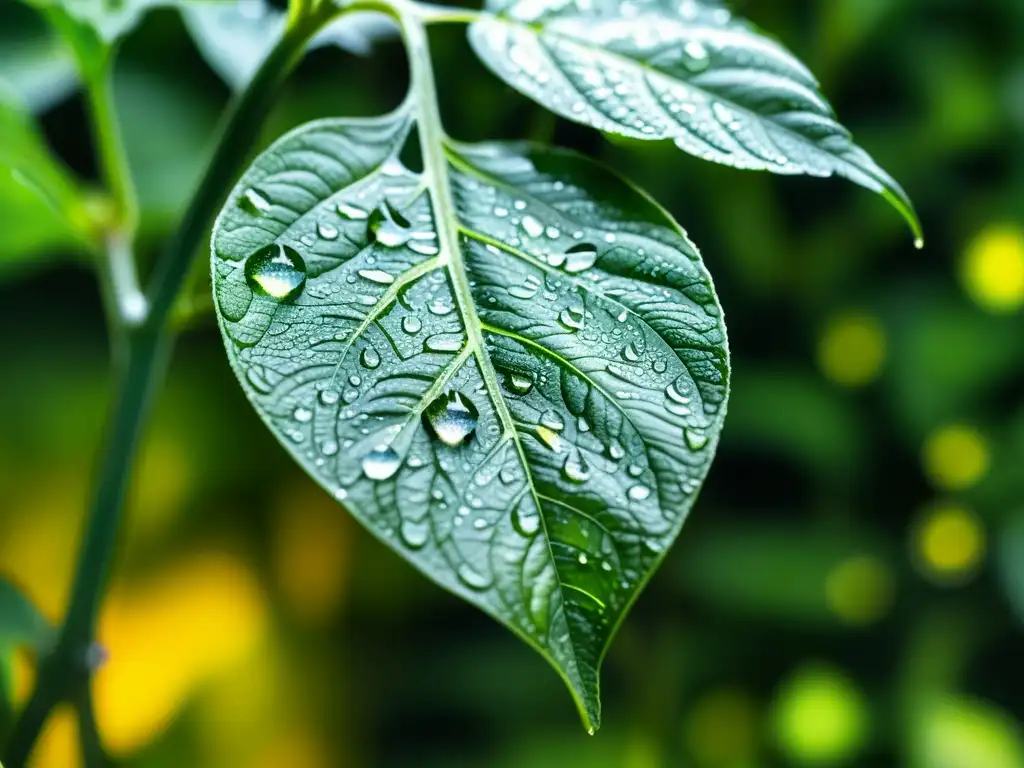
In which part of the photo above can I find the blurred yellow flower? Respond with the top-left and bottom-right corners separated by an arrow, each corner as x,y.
961,224 -> 1024,313
94,551 -> 268,756
913,504 -> 986,584
825,554 -> 895,626
817,312 -> 886,387
31,705 -> 80,768
922,424 -> 990,491
272,481 -> 352,625
771,665 -> 868,766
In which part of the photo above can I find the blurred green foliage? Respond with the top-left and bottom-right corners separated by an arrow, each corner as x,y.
0,0 -> 1022,766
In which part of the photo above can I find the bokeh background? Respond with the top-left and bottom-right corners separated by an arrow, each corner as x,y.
1,0 -> 1023,765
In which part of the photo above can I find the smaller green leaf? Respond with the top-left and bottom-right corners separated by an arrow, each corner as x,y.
182,0 -> 395,90
0,577 -> 50,650
0,17 -> 78,112
19,0 -> 167,44
469,0 -> 922,244
0,82 -> 92,251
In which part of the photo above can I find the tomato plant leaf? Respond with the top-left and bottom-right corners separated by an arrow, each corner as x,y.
212,107 -> 728,731
468,0 -> 922,243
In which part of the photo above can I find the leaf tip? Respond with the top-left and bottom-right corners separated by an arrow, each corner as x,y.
880,186 -> 924,250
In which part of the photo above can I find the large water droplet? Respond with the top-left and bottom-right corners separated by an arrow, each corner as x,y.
506,371 -> 534,395
338,202 -> 368,220
540,410 -> 565,431
318,222 -> 339,240
559,301 -> 585,331
628,485 -> 651,501
522,215 -> 544,238
683,40 -> 710,72
369,202 -> 412,247
240,187 -> 271,215
402,316 -> 422,334
563,243 -> 598,273
424,391 -> 479,447
360,348 -> 381,369
621,341 -> 641,362
512,499 -> 541,536
457,562 -> 493,591
358,269 -> 395,285
362,445 -> 401,480
685,429 -> 708,451
400,519 -> 430,550
244,244 -> 307,301
562,451 -> 590,483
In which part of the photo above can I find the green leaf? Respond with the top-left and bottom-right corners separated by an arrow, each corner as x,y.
0,577 -> 50,650
211,107 -> 728,731
20,0 -> 168,44
0,82 -> 91,258
181,0 -> 394,90
468,0 -> 922,243
0,14 -> 78,112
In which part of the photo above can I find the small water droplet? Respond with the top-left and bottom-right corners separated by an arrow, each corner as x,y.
318,222 -> 339,240
652,359 -> 667,374
338,202 -> 368,220
563,243 -> 598,273
369,203 -> 412,247
628,485 -> 651,501
293,406 -> 313,423
607,440 -> 625,461
240,187 -> 271,215
562,451 -> 590,483
914,236 -> 925,250
540,411 -> 565,431
244,244 -> 307,301
685,429 -> 708,451
621,342 -> 641,362
512,499 -> 540,536
402,316 -> 422,334
521,215 -> 544,238
457,562 -> 493,590
424,391 -> 479,447
400,519 -> 430,549
683,40 -> 710,72
424,335 -> 463,353
578,552 -> 588,565
360,348 -> 381,369
319,389 -> 340,406
358,268 -> 395,285
506,371 -> 534,395
559,301 -> 585,331
362,445 -> 401,480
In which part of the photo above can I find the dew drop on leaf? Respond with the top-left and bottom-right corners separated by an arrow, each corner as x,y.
240,187 -> 271,215
512,498 -> 541,536
360,348 -> 381,370
318,222 -> 339,240
403,316 -> 422,334
338,201 -> 368,220
424,391 -> 480,447
562,451 -> 590,483
563,243 -> 598,273
628,485 -> 651,501
358,269 -> 395,285
244,243 -> 307,301
559,302 -> 585,331
400,519 -> 430,550
369,202 -> 412,247
457,562 -> 493,591
685,429 -> 708,451
506,371 -> 534,395
361,445 -> 402,480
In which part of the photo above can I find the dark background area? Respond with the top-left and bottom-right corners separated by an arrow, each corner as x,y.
1,0 -> 1023,765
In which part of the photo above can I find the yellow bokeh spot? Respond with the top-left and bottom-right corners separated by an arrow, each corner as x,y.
30,705 -> 80,768
684,687 -> 759,766
918,696 -> 1024,768
922,424 -> 990,491
95,551 -> 268,756
254,727 -> 331,768
914,504 -> 986,583
961,224 -> 1024,313
12,647 -> 36,707
772,665 -> 869,766
817,312 -> 886,387
825,555 -> 895,626
272,482 -> 352,625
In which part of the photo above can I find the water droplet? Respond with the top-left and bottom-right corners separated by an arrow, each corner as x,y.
360,348 -> 381,369
403,316 -> 422,334
428,298 -> 453,315
522,215 -> 544,238
318,222 -> 339,240
506,371 -> 534,395
424,335 -> 464,353
540,410 -> 565,431
513,199 -> 527,211
473,518 -> 489,530
424,391 -> 479,447
338,202 -> 368,220
362,445 -> 401,480
536,426 -> 564,452
685,429 -> 708,451
358,269 -> 395,285
457,562 -> 493,590
400,519 -> 430,549
369,203 -> 412,247
563,243 -> 598,273
914,236 -> 925,250
240,187 -> 271,215
665,375 -> 693,416
562,451 -> 590,483
244,244 -> 307,301
607,440 -> 625,461
578,553 -> 589,565
559,301 -> 585,331
621,342 -> 641,362
293,406 -> 313,423
683,40 -> 710,72
652,359 -> 667,374
628,485 -> 651,501
512,499 -> 540,536
319,389 -> 340,406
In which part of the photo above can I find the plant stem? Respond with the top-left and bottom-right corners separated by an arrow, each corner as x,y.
1,8 -> 341,766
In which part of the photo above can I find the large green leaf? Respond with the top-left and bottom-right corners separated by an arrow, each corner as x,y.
211,106 -> 728,730
468,0 -> 921,242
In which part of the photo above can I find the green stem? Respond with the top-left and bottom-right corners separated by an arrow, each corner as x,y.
85,63 -> 139,235
1,9 -> 340,766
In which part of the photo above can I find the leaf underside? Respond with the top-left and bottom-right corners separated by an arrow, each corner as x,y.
468,0 -> 922,243
212,107 -> 728,730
